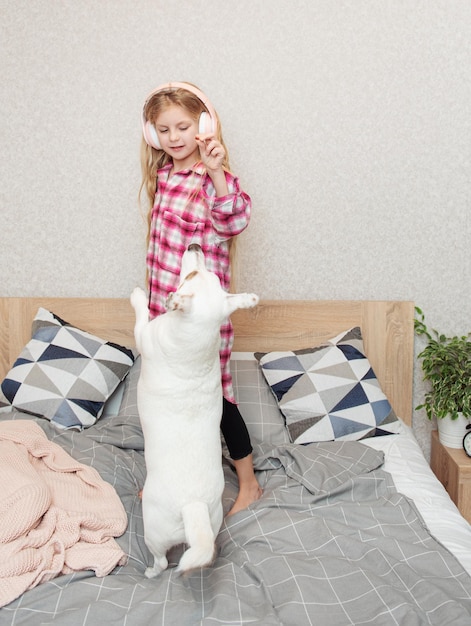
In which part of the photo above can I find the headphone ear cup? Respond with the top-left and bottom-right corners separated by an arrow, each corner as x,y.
144,121 -> 161,150
198,111 -> 214,135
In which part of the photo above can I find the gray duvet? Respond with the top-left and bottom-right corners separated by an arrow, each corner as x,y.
1,411 -> 470,626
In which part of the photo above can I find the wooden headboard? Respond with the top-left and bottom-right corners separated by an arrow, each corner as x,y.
0,298 -> 414,425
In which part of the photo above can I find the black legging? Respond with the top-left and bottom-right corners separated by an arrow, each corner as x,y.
220,397 -> 253,461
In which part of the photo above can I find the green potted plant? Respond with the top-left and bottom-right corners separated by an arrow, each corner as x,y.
415,306 -> 471,448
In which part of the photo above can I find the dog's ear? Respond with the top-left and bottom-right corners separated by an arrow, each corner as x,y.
166,292 -> 194,312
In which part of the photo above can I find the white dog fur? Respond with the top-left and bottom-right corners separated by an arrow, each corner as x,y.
131,244 -> 259,578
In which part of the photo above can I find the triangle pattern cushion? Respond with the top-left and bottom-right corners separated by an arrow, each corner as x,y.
257,327 -> 399,443
0,308 -> 134,429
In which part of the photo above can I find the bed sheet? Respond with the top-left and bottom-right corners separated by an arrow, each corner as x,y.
231,351 -> 471,575
1,409 -> 471,625
362,422 -> 471,576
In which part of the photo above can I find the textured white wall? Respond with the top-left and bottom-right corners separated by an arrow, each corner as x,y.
2,1 -> 470,458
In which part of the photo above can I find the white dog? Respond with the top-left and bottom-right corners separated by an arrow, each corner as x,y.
130,244 -> 259,578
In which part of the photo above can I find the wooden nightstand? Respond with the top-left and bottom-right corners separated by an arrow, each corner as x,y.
431,430 -> 471,524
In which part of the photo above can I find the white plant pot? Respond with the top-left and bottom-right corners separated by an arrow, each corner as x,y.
437,413 -> 470,448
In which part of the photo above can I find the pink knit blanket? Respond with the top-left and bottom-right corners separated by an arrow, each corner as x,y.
0,420 -> 128,608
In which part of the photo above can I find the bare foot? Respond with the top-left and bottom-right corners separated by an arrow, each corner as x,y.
226,453 -> 262,516
226,482 -> 263,517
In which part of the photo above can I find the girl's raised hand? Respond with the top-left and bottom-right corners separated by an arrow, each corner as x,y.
195,134 -> 225,171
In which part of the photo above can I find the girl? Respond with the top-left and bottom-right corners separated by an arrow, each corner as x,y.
140,82 -> 262,516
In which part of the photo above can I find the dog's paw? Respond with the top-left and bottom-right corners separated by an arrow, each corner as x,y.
226,292 -> 259,316
144,566 -> 159,579
130,287 -> 148,310
242,293 -> 259,309
144,556 -> 168,578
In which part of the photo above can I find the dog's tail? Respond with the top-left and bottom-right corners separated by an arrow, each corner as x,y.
177,502 -> 217,574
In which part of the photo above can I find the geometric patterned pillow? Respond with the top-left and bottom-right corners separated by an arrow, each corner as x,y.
0,308 -> 135,430
257,327 -> 399,444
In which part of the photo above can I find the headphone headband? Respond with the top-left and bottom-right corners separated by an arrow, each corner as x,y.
141,82 -> 218,150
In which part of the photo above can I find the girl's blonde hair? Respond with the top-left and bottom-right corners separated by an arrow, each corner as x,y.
139,83 -> 239,290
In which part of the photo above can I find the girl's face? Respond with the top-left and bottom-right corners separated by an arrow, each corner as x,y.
154,104 -> 200,171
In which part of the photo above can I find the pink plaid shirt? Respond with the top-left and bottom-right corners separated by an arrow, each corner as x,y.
147,162 -> 251,401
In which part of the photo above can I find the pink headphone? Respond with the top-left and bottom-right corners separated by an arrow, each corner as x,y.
141,82 -> 218,150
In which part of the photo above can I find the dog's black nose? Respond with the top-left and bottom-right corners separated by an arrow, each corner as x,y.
188,244 -> 202,253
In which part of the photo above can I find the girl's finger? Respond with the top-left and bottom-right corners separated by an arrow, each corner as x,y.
195,133 -> 215,144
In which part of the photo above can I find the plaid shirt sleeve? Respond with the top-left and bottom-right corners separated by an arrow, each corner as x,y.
208,172 -> 251,240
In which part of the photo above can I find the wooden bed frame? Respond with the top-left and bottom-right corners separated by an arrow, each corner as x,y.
0,298 -> 414,425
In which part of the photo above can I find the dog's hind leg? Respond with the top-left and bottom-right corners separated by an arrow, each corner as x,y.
176,502 -> 216,574
144,546 -> 169,579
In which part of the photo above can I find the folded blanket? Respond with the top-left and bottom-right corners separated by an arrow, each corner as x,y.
0,420 -> 128,608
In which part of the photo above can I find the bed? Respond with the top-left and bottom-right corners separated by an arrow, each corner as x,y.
0,297 -> 470,625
